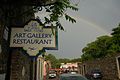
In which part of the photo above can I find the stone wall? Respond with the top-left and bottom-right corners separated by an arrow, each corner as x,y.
0,21 -> 10,75
79,53 -> 120,80
0,5 -> 35,80
10,49 -> 31,80
9,6 -> 35,80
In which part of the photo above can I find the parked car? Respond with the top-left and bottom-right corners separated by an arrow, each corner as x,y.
59,73 -> 88,80
48,70 -> 57,78
70,71 -> 77,74
85,69 -> 102,80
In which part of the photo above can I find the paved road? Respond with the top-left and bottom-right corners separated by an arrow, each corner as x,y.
48,76 -> 59,80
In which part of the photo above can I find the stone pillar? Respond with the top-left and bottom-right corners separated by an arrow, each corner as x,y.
10,49 -> 31,80
6,6 -> 35,80
0,7 -> 10,80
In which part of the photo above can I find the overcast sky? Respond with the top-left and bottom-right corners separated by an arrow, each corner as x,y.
36,0 -> 120,59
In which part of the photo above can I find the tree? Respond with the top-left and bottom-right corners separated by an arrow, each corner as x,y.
111,23 -> 120,52
58,58 -> 81,63
69,58 -> 81,63
58,58 -> 70,63
45,54 -> 60,68
81,23 -> 120,61
81,35 -> 112,61
36,0 -> 78,30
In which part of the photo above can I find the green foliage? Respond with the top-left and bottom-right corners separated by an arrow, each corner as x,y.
45,54 -> 60,68
111,23 -> 120,51
81,35 -> 113,61
69,58 -> 81,63
58,58 -> 81,63
43,0 -> 78,30
58,58 -> 70,63
81,23 -> 120,61
65,14 -> 76,23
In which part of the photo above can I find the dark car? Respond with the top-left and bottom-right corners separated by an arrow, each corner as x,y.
85,69 -> 102,80
59,73 -> 88,80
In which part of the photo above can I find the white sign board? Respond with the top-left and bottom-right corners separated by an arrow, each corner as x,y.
10,19 -> 58,56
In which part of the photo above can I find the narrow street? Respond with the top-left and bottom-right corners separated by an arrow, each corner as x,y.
48,78 -> 59,80
48,77 -> 59,80
48,76 -> 59,80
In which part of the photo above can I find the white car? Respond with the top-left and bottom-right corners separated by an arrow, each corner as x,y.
48,70 -> 57,78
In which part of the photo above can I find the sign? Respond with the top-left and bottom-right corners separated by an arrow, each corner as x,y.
10,19 -> 58,56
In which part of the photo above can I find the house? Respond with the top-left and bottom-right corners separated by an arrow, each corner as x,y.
60,63 -> 80,73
